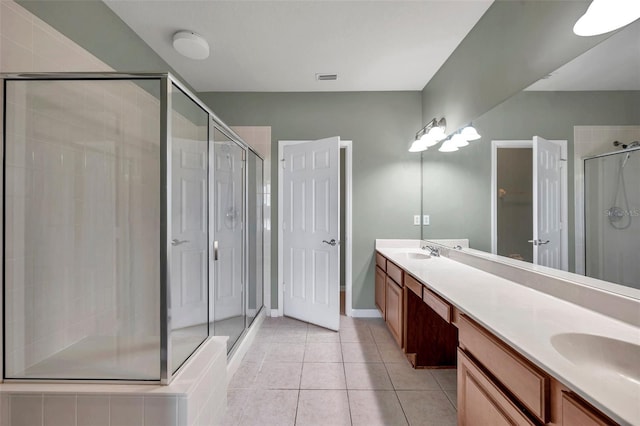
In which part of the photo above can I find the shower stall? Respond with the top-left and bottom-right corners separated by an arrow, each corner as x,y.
584,146 -> 640,289
1,73 -> 264,384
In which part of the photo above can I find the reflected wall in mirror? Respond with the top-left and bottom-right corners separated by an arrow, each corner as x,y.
421,20 -> 640,291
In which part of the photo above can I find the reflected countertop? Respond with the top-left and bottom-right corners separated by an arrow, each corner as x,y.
375,240 -> 640,426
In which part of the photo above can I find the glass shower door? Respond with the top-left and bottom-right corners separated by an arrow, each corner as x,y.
584,149 -> 640,288
212,128 -> 246,351
247,151 -> 264,327
169,84 -> 209,373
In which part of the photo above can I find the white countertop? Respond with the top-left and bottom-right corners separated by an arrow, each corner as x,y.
376,244 -> 640,425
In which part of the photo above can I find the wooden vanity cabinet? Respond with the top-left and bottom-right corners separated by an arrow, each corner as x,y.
374,252 -> 404,347
385,275 -> 404,347
404,274 -> 457,368
375,265 -> 386,317
458,314 -> 617,426
458,349 -> 536,426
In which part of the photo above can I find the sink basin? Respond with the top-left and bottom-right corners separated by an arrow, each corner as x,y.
551,333 -> 640,384
403,252 -> 431,260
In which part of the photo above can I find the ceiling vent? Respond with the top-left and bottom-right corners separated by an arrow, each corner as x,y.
316,73 -> 337,81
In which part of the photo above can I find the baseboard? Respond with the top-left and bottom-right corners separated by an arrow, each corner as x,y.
350,309 -> 382,318
269,309 -> 280,317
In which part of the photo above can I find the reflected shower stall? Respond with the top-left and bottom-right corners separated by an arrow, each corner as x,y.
2,73 -> 264,383
584,145 -> 640,289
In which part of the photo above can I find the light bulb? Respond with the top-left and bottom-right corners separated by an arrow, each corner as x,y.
451,134 -> 469,148
409,139 -> 428,152
438,139 -> 459,152
461,125 -> 481,141
574,0 -> 640,36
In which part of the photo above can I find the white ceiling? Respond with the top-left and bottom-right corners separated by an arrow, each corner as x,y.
526,19 -> 640,91
104,0 -> 493,92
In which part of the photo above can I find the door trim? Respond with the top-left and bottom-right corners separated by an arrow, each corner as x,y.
277,140 -> 353,318
490,139 -> 568,270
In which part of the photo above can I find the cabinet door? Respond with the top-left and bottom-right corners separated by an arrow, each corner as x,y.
561,393 -> 613,426
458,349 -> 535,426
385,276 -> 403,347
375,266 -> 386,317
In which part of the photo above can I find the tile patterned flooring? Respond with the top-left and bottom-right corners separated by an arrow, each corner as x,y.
222,315 -> 458,426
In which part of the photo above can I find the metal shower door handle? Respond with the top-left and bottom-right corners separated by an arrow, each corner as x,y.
213,240 -> 219,260
322,239 -> 337,246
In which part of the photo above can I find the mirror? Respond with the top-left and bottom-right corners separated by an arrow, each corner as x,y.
421,20 -> 640,292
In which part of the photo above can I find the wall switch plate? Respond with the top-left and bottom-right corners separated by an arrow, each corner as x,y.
413,215 -> 421,226
423,215 -> 430,225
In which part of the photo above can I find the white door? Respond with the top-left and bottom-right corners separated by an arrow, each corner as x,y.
532,136 -> 562,268
171,137 -> 209,329
282,137 -> 340,331
213,136 -> 245,321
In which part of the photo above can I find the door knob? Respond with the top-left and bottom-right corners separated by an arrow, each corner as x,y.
322,239 -> 337,246
527,239 -> 550,246
171,238 -> 189,246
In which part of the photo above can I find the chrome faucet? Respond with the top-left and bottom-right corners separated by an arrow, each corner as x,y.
422,245 -> 440,257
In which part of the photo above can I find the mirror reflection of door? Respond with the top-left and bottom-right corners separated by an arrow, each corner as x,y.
213,128 -> 246,350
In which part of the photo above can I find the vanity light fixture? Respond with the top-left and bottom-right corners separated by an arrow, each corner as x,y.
408,118 -> 446,152
438,138 -> 459,152
574,0 -> 640,36
409,134 -> 429,152
173,31 -> 210,60
451,133 -> 469,148
427,118 -> 447,141
460,124 -> 481,141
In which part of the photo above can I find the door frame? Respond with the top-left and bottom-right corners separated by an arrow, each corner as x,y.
277,139 -> 353,318
490,139 -> 568,270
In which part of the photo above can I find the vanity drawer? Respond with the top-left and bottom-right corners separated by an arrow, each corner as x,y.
458,349 -> 536,426
459,315 -> 549,423
561,392 -> 614,426
422,287 -> 451,323
375,252 -> 387,271
386,261 -> 403,286
404,274 -> 422,298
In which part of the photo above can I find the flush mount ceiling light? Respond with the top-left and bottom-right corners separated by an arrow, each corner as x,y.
173,31 -> 209,60
574,0 -> 640,36
460,124 -> 481,141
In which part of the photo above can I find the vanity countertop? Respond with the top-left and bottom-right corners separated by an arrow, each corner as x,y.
376,243 -> 640,426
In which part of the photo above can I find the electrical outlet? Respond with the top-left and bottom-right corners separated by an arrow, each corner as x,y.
423,215 -> 430,225
413,215 -> 421,226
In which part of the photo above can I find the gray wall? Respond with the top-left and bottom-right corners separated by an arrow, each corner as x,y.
199,92 -> 423,309
16,0 -> 191,89
420,0 -> 609,133
422,90 -> 640,272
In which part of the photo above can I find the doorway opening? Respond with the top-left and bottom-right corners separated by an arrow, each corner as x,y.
277,139 -> 353,329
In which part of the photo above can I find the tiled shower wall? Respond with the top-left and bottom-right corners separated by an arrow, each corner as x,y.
0,0 -> 108,377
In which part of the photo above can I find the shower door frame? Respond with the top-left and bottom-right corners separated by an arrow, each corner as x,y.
582,146 -> 640,284
1,72 -> 265,385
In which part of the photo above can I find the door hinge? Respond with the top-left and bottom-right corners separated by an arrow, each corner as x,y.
281,158 -> 286,169
242,150 -> 246,161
